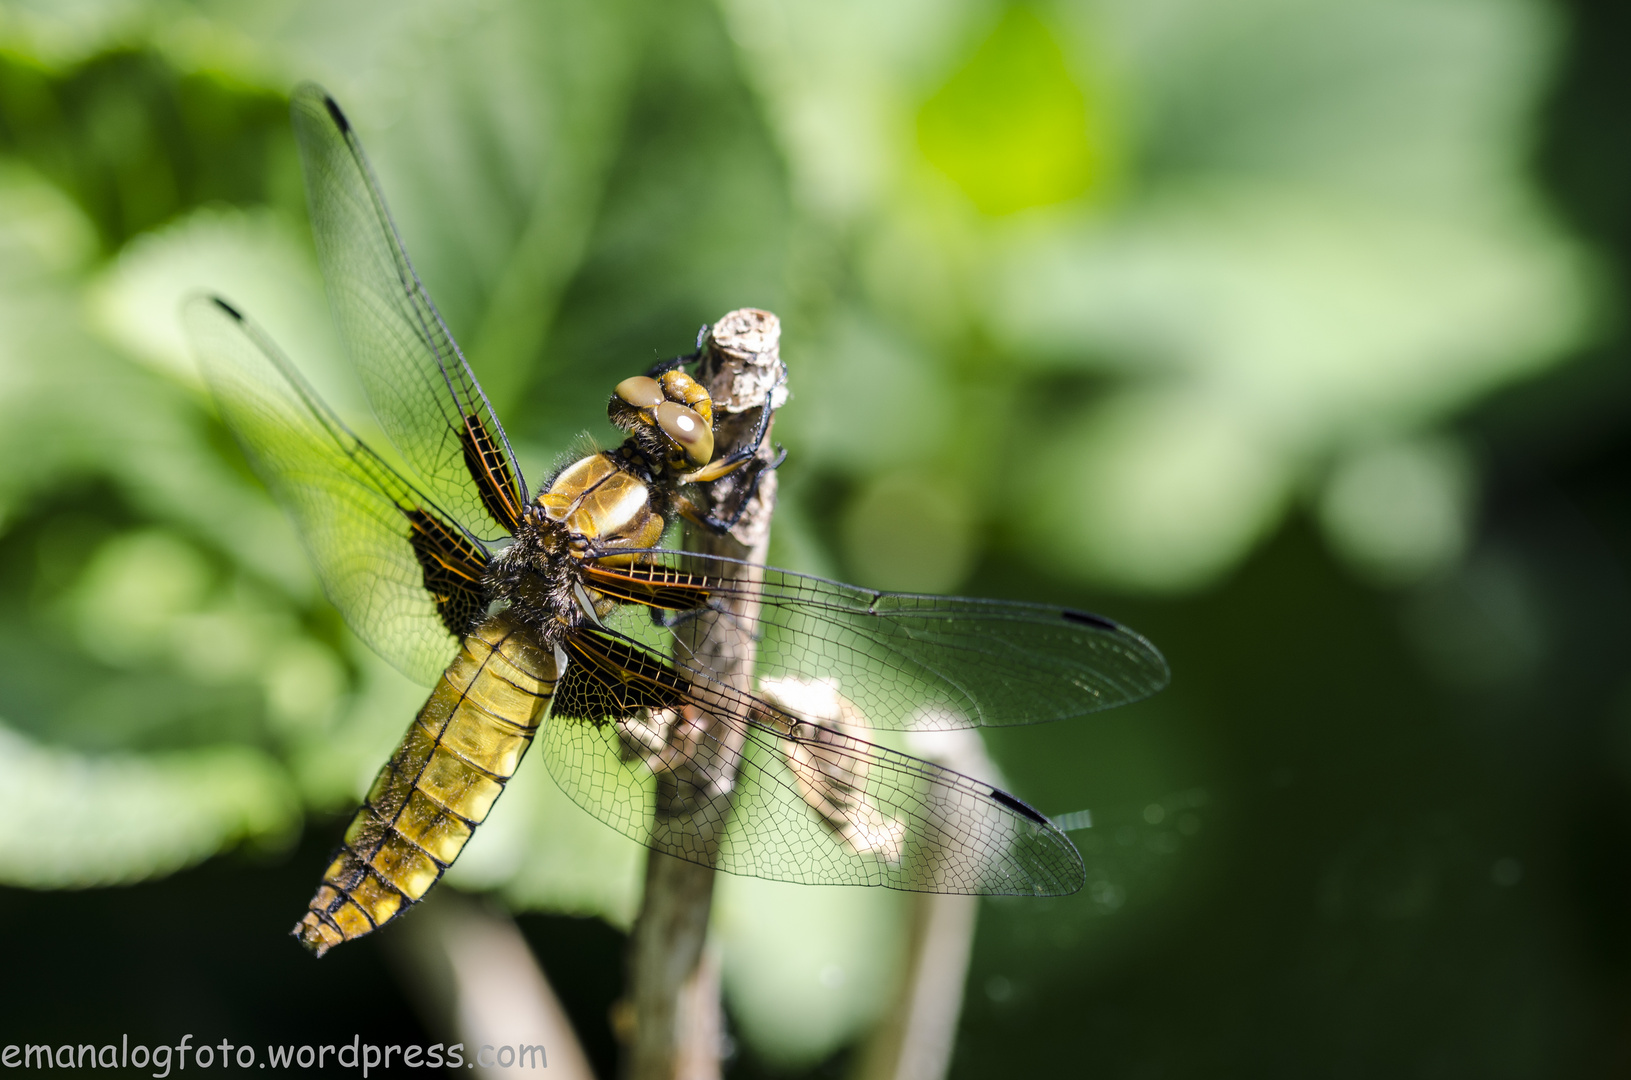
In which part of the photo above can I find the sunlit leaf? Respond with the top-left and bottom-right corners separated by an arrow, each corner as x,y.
917,6 -> 1116,215
0,721 -> 298,887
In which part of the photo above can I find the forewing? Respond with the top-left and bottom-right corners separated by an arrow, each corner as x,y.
540,628 -> 1084,895
290,83 -> 526,539
585,555 -> 1170,731
186,295 -> 489,686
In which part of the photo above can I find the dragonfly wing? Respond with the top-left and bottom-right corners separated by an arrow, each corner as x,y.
186,295 -> 490,687
585,554 -> 1170,731
540,628 -> 1084,895
289,83 -> 526,539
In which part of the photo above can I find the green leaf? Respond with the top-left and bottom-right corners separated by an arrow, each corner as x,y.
918,6 -> 1116,215
0,721 -> 299,886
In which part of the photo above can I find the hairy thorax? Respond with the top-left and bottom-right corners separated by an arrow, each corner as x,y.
486,444 -> 670,641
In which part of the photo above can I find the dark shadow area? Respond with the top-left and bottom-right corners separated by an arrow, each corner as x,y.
0,824 -> 431,1071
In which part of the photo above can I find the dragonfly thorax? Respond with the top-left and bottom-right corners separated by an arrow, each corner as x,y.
489,370 -> 732,642
486,444 -> 672,641
533,450 -> 667,556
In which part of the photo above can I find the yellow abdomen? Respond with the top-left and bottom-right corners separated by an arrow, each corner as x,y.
294,613 -> 558,956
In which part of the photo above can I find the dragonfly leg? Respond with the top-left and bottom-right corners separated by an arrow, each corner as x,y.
679,388 -> 780,484
676,444 -> 786,534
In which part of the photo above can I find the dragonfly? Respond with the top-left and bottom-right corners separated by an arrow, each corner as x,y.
185,84 -> 1170,958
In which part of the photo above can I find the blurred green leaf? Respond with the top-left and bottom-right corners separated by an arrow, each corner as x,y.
0,720 -> 298,887
0,161 -> 98,279
918,6 -> 1116,215
715,875 -> 907,1067
1318,436 -> 1474,586
87,204 -> 341,394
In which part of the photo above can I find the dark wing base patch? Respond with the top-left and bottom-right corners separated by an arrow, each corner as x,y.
404,509 -> 490,637
552,630 -> 693,723
583,561 -> 715,613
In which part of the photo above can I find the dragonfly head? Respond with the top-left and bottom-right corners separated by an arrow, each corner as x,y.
609,370 -> 716,469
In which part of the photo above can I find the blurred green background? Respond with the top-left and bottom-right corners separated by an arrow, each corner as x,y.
2,0 -> 1629,1074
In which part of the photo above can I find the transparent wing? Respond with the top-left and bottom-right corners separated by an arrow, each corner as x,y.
185,295 -> 490,687
290,83 -> 527,540
540,628 -> 1084,895
584,554 -> 1170,731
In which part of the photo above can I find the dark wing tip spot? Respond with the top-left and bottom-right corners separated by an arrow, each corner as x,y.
211,297 -> 243,321
323,94 -> 351,133
990,788 -> 1050,826
1062,608 -> 1117,631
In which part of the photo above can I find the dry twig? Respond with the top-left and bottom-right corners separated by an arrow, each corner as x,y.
621,310 -> 786,1080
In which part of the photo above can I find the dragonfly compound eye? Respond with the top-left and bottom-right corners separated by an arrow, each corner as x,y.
614,375 -> 665,408
655,400 -> 713,467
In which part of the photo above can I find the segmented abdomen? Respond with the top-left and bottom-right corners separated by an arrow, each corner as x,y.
294,614 -> 558,956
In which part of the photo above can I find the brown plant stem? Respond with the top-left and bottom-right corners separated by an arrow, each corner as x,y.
853,895 -> 979,1080
853,731 -> 1001,1080
621,310 -> 786,1080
